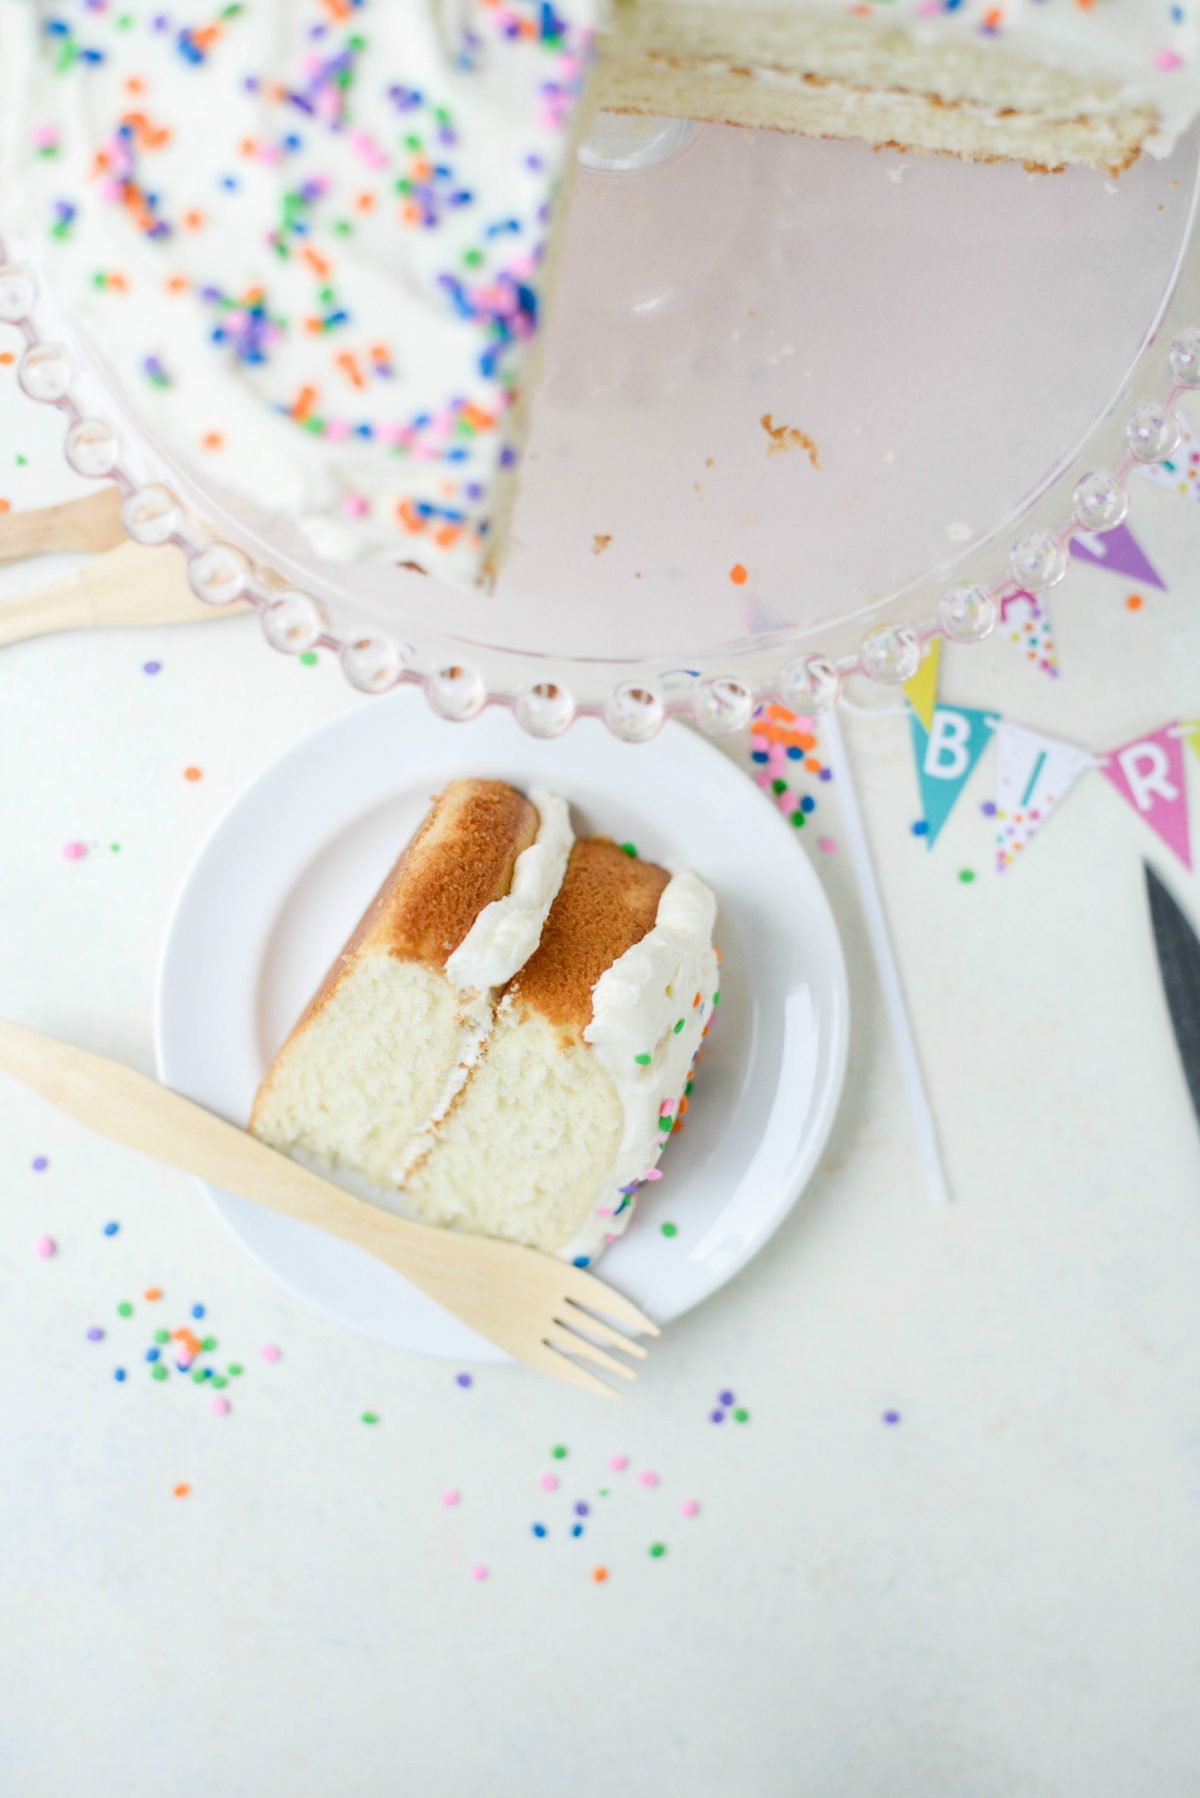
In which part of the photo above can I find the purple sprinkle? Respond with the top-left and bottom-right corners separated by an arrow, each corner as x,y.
709,1408 -> 725,1424
143,660 -> 162,676
882,1410 -> 901,1425
31,1156 -> 48,1172
718,1389 -> 735,1407
455,1372 -> 473,1389
574,1501 -> 589,1517
86,1327 -> 104,1342
981,801 -> 997,817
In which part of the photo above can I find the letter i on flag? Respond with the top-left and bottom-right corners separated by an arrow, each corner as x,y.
909,703 -> 995,849
1100,727 -> 1193,871
994,722 -> 1093,872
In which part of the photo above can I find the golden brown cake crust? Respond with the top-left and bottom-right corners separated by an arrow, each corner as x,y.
284,778 -> 536,1020
508,838 -> 669,1036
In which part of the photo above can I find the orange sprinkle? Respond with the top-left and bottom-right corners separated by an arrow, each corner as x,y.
729,563 -> 748,585
107,272 -> 129,293
353,190 -> 376,213
0,351 -> 13,365
335,351 -> 365,390
1126,593 -> 1143,612
144,1287 -> 162,1302
0,500 -> 9,515
322,0 -> 352,18
182,209 -> 204,231
692,992 -> 701,1008
591,1567 -> 608,1583
123,76 -> 145,95
164,274 -> 188,294
183,766 -> 203,783
301,246 -> 331,280
173,1483 -> 190,1499
200,431 -> 223,451
369,342 -> 389,362
433,524 -> 461,549
291,384 -> 317,422
396,499 -> 424,534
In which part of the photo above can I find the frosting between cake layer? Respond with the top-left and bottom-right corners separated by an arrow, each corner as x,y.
563,865 -> 719,1263
446,788 -> 573,992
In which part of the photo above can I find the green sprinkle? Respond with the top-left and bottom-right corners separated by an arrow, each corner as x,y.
685,1080 -> 694,1096
660,1222 -> 678,1239
658,1118 -> 672,1132
404,132 -> 423,151
332,219 -> 353,236
227,1363 -> 243,1378
648,1542 -> 666,1559
210,1376 -> 228,1390
771,778 -> 787,795
712,991 -> 721,1006
191,1368 -> 207,1384
634,1052 -> 652,1066
298,651 -> 317,667
733,1406 -> 749,1423
462,247 -> 483,268
618,842 -> 638,858
200,1337 -> 216,1353
790,811 -> 806,828
116,1301 -> 133,1318
551,1444 -> 567,1460
90,271 -> 106,289
303,416 -> 324,435
151,1364 -> 167,1382
153,1329 -> 169,1345
598,1488 -> 609,1498
109,843 -> 121,854
361,1411 -> 379,1425
15,454 -> 26,466
673,1018 -> 685,1034
958,868 -> 976,885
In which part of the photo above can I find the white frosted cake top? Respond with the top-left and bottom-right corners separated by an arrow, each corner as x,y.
0,0 -> 597,579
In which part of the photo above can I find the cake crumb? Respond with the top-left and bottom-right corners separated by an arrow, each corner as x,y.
761,414 -> 821,470
591,534 -> 612,556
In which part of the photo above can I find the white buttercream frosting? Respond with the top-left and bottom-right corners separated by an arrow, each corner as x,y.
564,866 -> 719,1263
446,789 -> 573,992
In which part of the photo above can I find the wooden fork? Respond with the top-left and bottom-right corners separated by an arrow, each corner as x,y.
0,488 -> 126,562
0,1019 -> 656,1396
0,538 -> 248,647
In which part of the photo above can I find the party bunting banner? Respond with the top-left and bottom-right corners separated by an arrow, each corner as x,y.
908,703 -> 995,849
1183,720 -> 1200,768
993,722 -> 1094,873
1070,522 -> 1166,591
1100,727 -> 1193,871
998,588 -> 1058,679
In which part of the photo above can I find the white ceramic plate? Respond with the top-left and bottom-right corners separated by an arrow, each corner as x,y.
155,695 -> 849,1361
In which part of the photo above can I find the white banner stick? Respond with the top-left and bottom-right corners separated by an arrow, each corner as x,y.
823,704 -> 952,1206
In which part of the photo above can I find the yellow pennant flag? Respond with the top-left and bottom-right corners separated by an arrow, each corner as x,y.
1182,720 -> 1200,766
902,637 -> 941,733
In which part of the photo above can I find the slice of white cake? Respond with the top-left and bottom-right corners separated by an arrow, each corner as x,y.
250,778 -> 571,1189
251,796 -> 719,1260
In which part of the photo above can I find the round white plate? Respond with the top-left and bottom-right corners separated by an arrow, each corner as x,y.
155,695 -> 849,1361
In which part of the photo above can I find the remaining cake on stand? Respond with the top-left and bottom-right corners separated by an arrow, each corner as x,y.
252,781 -> 719,1262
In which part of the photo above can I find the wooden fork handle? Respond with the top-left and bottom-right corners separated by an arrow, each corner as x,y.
0,541 -> 239,646
0,488 -> 126,563
0,1018 -> 464,1287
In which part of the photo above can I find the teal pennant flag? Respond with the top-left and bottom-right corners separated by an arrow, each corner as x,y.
908,704 -> 996,849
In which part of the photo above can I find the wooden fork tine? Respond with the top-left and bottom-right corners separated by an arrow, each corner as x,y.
530,1341 -> 621,1398
545,1324 -> 637,1381
559,1300 -> 648,1357
563,1272 -> 660,1336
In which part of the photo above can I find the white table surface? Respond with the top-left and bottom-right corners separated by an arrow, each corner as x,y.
3,361 -> 1200,1798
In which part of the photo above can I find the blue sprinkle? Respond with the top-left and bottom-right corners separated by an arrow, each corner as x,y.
800,795 -> 815,814
532,1522 -> 547,1538
911,820 -> 929,838
145,1348 -> 159,1363
572,1255 -> 590,1269
191,1303 -> 205,1320
113,1367 -> 126,1382
570,1522 -> 584,1538
103,1221 -> 119,1237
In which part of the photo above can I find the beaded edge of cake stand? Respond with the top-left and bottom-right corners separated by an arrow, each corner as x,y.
2,243 -> 1198,742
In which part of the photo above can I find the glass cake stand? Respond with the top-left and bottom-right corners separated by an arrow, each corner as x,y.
4,118 -> 1200,739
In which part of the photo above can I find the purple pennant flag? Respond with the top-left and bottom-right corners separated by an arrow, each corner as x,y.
1070,522 -> 1166,591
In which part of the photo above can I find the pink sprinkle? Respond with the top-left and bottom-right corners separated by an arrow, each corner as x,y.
1156,50 -> 1184,73
62,841 -> 87,861
441,1489 -> 461,1508
34,1235 -> 55,1259
639,1470 -> 660,1489
607,1454 -> 629,1472
325,419 -> 351,444
260,1344 -> 281,1363
31,124 -> 57,149
470,1564 -> 489,1582
680,1498 -> 700,1518
642,1168 -> 663,1182
817,837 -> 837,855
342,493 -> 368,519
209,1396 -> 230,1416
538,1473 -> 558,1492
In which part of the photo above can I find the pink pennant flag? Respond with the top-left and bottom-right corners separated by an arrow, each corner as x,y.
1100,727 -> 1193,870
